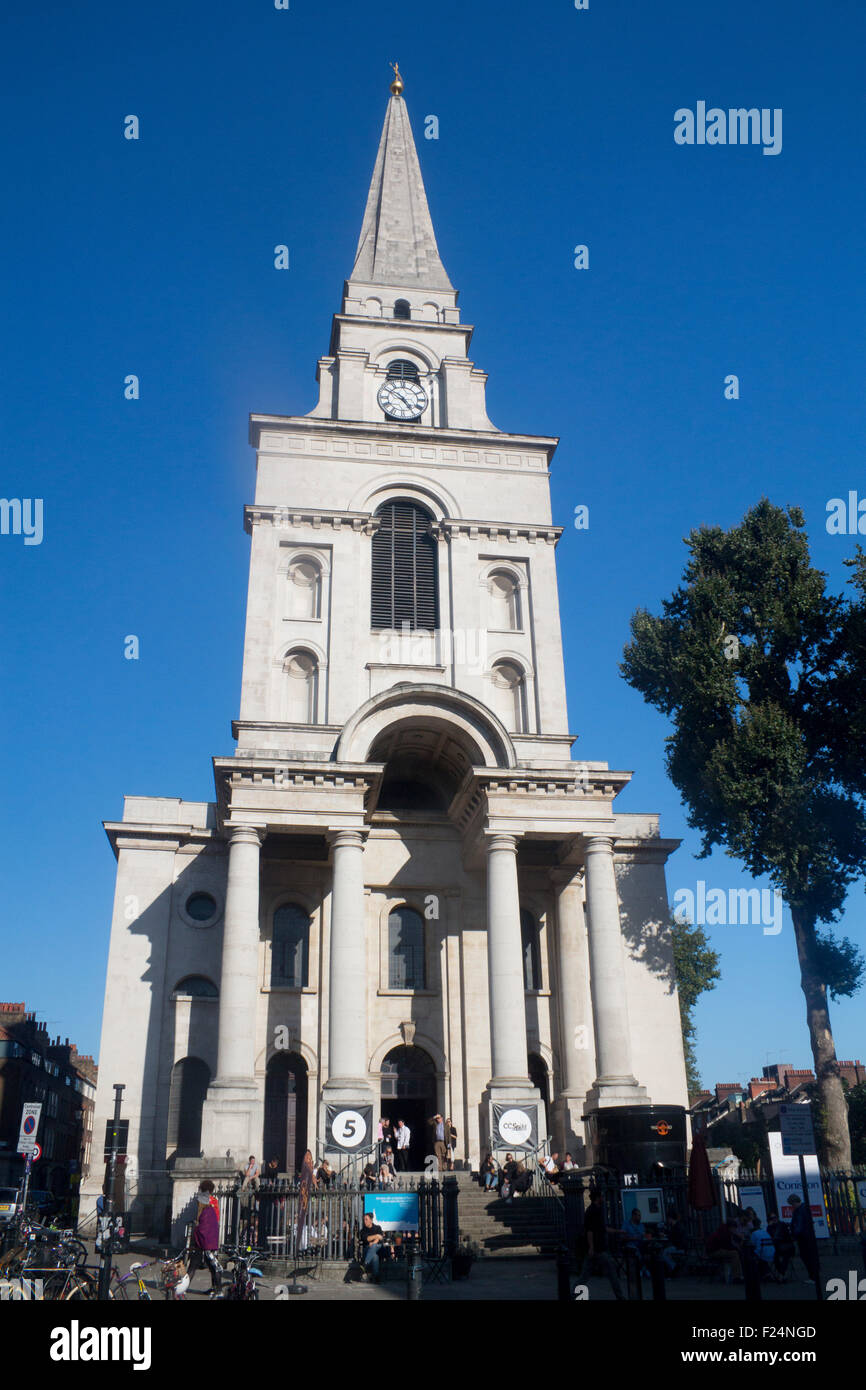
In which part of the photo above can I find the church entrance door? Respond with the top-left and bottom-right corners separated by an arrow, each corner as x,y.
263,1052 -> 307,1176
380,1045 -> 437,1171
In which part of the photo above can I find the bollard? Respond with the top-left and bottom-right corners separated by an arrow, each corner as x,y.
648,1245 -> 667,1301
741,1243 -> 762,1303
625,1246 -> 642,1301
406,1243 -> 422,1301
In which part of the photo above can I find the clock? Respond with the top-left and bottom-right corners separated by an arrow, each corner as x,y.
378,376 -> 428,421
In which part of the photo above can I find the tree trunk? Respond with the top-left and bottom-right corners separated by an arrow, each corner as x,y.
790,906 -> 852,1169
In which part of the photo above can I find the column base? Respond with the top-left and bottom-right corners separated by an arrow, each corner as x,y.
550,1095 -> 591,1165
583,1077 -> 650,1111
320,1079 -> 376,1166
200,1080 -> 262,1163
483,1088 -> 544,1157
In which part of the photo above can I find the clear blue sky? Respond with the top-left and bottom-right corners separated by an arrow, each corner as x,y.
2,1 -> 864,1089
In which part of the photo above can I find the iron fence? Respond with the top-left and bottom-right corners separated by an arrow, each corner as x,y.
208,1177 -> 458,1265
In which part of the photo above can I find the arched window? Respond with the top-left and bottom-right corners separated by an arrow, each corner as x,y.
520,909 -> 541,991
284,650 -> 318,723
388,906 -> 426,990
488,570 -> 521,630
490,660 -> 526,732
287,558 -> 321,619
271,904 -> 310,988
393,299 -> 411,320
167,1057 -> 210,1156
174,975 -> 219,998
371,500 -> 439,631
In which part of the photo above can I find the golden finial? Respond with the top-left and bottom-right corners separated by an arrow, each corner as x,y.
390,62 -> 404,97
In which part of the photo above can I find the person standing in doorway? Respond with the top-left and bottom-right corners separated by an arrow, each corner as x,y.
393,1119 -> 411,1171
429,1114 -> 447,1171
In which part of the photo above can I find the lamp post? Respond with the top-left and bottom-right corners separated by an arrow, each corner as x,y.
97,1084 -> 125,1301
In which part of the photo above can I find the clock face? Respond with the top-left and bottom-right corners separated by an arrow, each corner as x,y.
378,377 -> 428,421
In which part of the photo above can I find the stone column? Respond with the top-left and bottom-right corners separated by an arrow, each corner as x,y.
323,829 -> 372,1095
200,824 -> 264,1161
583,835 -> 647,1108
485,834 -> 533,1093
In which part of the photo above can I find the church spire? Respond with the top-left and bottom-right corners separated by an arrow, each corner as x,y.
350,71 -> 453,292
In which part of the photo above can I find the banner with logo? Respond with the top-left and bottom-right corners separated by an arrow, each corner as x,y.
768,1133 -> 829,1238
325,1105 -> 374,1153
491,1103 -> 538,1152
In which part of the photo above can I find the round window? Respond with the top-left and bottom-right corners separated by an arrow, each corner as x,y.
185,892 -> 217,923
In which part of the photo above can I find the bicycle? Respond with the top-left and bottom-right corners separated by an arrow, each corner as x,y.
216,1246 -> 267,1300
110,1260 -> 155,1301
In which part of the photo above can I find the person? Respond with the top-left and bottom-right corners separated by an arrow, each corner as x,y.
561,1153 -> 576,1171
187,1182 -> 222,1296
788,1194 -> 820,1283
579,1188 -> 626,1300
316,1158 -> 334,1189
264,1156 -> 280,1184
359,1211 -> 384,1282
542,1151 -> 560,1184
393,1119 -> 411,1172
481,1152 -> 498,1192
445,1118 -> 458,1171
749,1218 -> 776,1277
620,1209 -> 648,1274
240,1156 -> 259,1189
379,1161 -> 394,1187
706,1219 -> 741,1284
381,1146 -> 396,1177
767,1212 -> 795,1280
363,1161 -> 377,1191
429,1114 -> 448,1171
501,1153 -> 524,1203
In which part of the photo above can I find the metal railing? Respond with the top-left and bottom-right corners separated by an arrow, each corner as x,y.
209,1176 -> 458,1265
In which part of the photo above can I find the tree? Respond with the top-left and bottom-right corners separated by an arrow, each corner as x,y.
670,916 -> 721,1091
622,500 -> 866,1167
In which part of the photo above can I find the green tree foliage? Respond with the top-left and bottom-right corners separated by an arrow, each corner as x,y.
622,501 -> 866,1167
670,917 -> 721,1091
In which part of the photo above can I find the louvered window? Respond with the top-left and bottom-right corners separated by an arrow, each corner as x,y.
371,500 -> 439,631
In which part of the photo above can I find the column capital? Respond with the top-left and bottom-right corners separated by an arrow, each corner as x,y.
328,827 -> 368,851
485,832 -> 520,855
583,834 -> 616,856
224,824 -> 264,848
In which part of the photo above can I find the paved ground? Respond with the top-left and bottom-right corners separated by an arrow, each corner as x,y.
99,1242 -> 861,1303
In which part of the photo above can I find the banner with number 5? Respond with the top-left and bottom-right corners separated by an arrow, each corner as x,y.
325,1105 -> 374,1152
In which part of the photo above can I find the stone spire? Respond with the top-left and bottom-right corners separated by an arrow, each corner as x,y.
350,82 -> 453,292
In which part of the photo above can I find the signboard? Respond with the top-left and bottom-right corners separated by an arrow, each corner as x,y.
619,1186 -> 665,1230
325,1105 -> 373,1153
737,1184 -> 768,1230
17,1103 -> 41,1155
768,1133 -> 829,1238
779,1103 -> 816,1157
30,1143 -> 42,1162
363,1192 -> 420,1233
491,1103 -> 538,1153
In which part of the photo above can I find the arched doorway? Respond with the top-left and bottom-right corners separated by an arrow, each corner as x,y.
263,1053 -> 308,1176
380,1045 -> 437,1171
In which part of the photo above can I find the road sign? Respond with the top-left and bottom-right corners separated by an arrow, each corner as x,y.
30,1143 -> 42,1161
779,1102 -> 816,1156
17,1103 -> 42,1155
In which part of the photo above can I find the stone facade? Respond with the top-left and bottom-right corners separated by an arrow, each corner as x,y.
84,82 -> 688,1236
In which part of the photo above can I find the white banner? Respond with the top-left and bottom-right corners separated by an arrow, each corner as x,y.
768,1133 -> 829,1238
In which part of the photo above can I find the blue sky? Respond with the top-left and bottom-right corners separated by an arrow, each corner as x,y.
2,1 -> 864,1089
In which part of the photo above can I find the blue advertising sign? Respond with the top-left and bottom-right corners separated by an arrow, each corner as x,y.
364,1192 -> 419,1233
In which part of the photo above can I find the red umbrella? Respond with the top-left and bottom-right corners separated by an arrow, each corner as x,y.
688,1129 -> 717,1211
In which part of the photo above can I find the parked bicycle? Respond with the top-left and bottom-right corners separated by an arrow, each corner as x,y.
217,1246 -> 267,1300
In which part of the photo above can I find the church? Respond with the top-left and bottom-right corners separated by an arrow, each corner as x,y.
85,71 -> 688,1229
